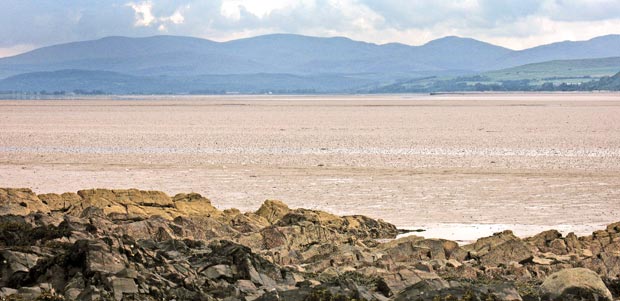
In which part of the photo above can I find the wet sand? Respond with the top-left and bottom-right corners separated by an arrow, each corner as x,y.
1,93 -> 619,241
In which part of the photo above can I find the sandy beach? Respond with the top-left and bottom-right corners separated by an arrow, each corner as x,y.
1,93 -> 619,241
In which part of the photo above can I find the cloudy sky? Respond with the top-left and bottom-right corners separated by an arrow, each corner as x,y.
1,0 -> 620,57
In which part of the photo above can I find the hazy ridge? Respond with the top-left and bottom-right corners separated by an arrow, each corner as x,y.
0,34 -> 619,94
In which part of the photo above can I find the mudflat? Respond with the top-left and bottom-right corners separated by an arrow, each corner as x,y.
1,93 -> 619,241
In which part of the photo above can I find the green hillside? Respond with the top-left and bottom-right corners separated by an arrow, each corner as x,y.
484,56 -> 620,83
367,57 -> 620,93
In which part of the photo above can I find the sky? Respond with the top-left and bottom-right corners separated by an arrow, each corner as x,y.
1,0 -> 620,57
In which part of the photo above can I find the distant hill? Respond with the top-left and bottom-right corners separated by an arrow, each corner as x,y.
2,34 -> 619,79
0,34 -> 508,78
1,33 -> 620,93
484,57 -> 620,82
493,35 -> 620,69
0,69 -> 375,94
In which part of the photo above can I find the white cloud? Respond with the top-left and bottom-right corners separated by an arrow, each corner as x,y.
1,0 -> 619,53
166,10 -> 185,24
126,1 -> 186,32
127,1 -> 156,27
220,0 -> 295,20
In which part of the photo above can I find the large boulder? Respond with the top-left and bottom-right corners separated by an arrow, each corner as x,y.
540,268 -> 613,301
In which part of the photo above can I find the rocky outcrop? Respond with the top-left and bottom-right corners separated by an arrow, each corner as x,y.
462,230 -> 534,267
0,188 -> 50,216
1,187 -> 620,301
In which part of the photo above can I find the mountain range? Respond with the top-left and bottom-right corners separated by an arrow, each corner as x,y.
0,33 -> 619,93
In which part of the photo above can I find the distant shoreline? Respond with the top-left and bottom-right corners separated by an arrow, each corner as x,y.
0,90 -> 619,101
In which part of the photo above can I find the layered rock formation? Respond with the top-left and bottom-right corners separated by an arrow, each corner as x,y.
0,187 -> 619,301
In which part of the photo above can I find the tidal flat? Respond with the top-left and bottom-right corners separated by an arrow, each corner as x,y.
1,93 -> 619,241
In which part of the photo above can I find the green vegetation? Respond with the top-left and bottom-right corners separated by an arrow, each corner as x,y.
369,71 -> 620,93
367,57 -> 620,93
484,57 -> 620,83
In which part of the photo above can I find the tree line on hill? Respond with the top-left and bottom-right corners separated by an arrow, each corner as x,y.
370,71 -> 620,93
1,71 -> 618,96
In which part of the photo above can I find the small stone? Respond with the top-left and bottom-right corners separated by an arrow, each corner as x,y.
110,277 -> 139,301
414,262 -> 433,272
64,288 -> 82,300
116,268 -> 139,279
531,256 -> 553,265
0,288 -> 18,297
446,259 -> 462,268
236,279 -> 258,295
580,248 -> 594,258
204,264 -> 233,280
17,286 -> 42,299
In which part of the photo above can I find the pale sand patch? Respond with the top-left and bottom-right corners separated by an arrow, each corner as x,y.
1,93 -> 619,241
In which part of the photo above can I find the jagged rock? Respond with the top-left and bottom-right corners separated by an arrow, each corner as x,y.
226,211 -> 270,233
0,287 -> 18,298
236,279 -> 258,295
0,188 -> 50,216
204,264 -> 234,280
172,215 -> 238,241
564,232 -> 582,252
380,235 -> 465,265
38,192 -> 81,212
3,187 -> 620,301
540,268 -> 613,301
73,239 -> 126,275
463,230 -> 519,256
531,256 -> 553,265
17,286 -> 42,299
1,250 -> 39,273
446,259 -> 462,268
527,230 -> 566,254
108,276 -> 139,301
172,192 -> 221,217
256,200 -> 291,224
393,279 -> 451,301
463,230 -> 534,267
260,222 -> 342,251
481,239 -> 533,267
607,222 -> 620,234
395,279 -> 523,301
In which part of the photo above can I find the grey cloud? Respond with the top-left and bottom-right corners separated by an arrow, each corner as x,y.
0,0 -> 619,51
542,0 -> 620,21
